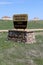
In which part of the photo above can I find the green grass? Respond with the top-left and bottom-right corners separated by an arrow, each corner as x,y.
27,20 -> 43,29
0,32 -> 43,65
0,20 -> 43,29
0,20 -> 43,65
0,20 -> 13,30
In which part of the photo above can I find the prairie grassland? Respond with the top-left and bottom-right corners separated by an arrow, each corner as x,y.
0,32 -> 43,65
0,20 -> 13,30
0,20 -> 43,65
0,20 -> 43,29
27,20 -> 43,29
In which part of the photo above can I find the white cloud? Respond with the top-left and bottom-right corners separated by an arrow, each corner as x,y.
0,2 -> 13,5
0,0 -> 25,5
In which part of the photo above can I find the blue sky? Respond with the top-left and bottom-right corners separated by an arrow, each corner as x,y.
0,0 -> 43,20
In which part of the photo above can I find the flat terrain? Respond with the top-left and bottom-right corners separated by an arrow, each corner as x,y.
0,20 -> 13,30
0,32 -> 43,65
27,20 -> 43,29
0,20 -> 43,29
0,20 -> 43,65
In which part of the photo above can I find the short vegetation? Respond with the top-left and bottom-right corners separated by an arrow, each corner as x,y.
27,20 -> 43,29
0,20 -> 43,65
0,20 -> 43,29
0,20 -> 13,30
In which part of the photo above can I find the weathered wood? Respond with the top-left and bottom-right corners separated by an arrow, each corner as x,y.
13,14 -> 28,29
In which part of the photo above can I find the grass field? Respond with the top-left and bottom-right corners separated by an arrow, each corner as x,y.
0,20 -> 13,30
0,20 -> 43,29
0,32 -> 43,65
27,20 -> 43,29
0,20 -> 43,65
